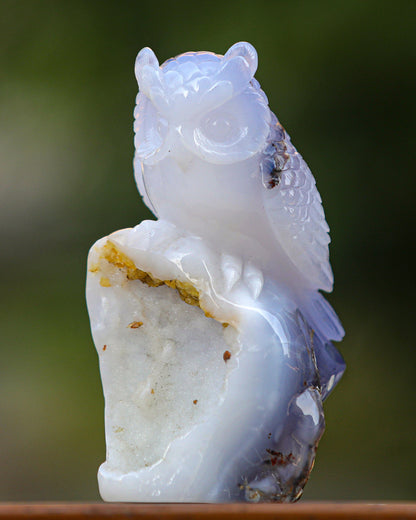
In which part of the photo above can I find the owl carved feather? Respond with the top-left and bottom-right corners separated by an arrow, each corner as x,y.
261,119 -> 333,293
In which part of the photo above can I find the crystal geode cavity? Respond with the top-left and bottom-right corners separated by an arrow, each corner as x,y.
86,42 -> 345,502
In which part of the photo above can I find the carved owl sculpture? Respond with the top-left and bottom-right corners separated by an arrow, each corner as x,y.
86,41 -> 346,502
133,41 -> 344,350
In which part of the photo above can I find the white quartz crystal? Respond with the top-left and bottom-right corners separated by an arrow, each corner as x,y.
86,42 -> 345,502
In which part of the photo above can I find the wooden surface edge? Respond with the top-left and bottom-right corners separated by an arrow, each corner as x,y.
0,503 -> 415,519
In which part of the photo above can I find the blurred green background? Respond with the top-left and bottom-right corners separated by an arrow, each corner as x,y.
0,0 -> 415,502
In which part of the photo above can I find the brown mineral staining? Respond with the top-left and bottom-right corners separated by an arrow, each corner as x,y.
267,170 -> 282,190
129,321 -> 143,329
89,264 -> 99,273
102,345 -> 107,351
247,488 -> 261,502
265,449 -> 295,467
222,322 -> 229,328
267,432 -> 272,439
266,126 -> 290,190
266,449 -> 278,456
223,350 -> 231,362
151,388 -> 155,395
193,399 -> 198,405
100,276 -> 111,287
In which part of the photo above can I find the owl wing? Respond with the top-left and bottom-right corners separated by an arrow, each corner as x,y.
261,119 -> 333,293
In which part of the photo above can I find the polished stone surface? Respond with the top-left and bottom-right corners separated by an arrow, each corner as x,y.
86,42 -> 344,502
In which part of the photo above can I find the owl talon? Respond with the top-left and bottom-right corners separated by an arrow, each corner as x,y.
243,262 -> 264,300
221,254 -> 243,293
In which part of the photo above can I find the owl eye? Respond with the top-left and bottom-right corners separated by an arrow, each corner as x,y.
198,112 -> 243,144
181,90 -> 271,165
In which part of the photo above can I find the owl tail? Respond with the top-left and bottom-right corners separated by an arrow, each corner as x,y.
301,291 -> 344,343
300,292 -> 345,400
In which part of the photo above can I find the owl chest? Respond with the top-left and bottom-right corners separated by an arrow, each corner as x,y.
144,157 -> 262,222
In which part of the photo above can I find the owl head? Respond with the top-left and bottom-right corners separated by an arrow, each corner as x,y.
134,42 -> 271,166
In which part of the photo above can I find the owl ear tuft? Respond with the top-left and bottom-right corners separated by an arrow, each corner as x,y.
218,42 -> 258,95
135,47 -> 159,83
224,42 -> 258,77
135,47 -> 164,101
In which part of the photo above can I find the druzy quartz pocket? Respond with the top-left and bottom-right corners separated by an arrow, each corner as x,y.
86,42 -> 345,503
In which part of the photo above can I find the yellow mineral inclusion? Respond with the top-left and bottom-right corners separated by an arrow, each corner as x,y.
165,279 -> 199,307
129,321 -> 143,329
100,276 -> 111,287
96,241 -> 221,320
101,242 -> 164,285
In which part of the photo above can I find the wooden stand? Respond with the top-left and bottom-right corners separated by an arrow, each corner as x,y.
0,503 -> 415,520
